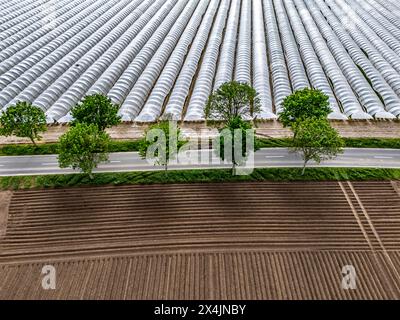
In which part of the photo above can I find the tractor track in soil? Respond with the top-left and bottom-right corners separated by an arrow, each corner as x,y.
1,181 -> 400,299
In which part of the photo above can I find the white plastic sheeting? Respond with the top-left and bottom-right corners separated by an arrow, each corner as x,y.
0,0 -> 56,44
283,0 -> 345,119
35,0 -> 151,120
289,0 -> 371,119
135,0 -> 213,122
335,0 -> 400,57
304,0 -> 396,118
324,0 -> 400,80
0,0 -> 53,35
45,0 -> 177,122
314,0 -> 400,117
0,0 -> 120,106
273,0 -> 309,92
0,0 -> 96,66
2,0 -> 400,122
350,0 -> 400,43
94,1 -> 189,107
2,0 -> 138,110
252,0 -> 275,119
234,0 -> 251,84
375,0 -> 400,21
118,0 -> 202,121
184,0 -> 231,121
364,0 -> 400,31
252,0 -> 277,119
162,0 -> 219,120
263,0 -> 291,114
213,0 -> 240,90
88,0 -> 182,97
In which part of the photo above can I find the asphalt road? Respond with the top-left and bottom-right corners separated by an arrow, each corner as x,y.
0,148 -> 399,176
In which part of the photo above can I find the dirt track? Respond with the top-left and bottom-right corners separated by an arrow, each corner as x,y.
1,181 -> 400,299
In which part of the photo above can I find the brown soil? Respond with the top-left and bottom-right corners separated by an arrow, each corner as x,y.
0,120 -> 399,145
0,181 -> 400,299
0,191 -> 12,238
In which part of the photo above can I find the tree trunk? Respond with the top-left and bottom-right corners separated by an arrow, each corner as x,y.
301,160 -> 308,175
30,136 -> 37,147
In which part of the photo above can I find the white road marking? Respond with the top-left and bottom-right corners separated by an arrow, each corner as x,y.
110,161 -> 122,164
374,156 -> 393,159
42,162 -> 58,166
265,156 -> 285,158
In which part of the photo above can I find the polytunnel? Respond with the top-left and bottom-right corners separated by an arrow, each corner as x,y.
1,0 -> 400,122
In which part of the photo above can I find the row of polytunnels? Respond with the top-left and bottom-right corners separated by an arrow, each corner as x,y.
1,0 -> 400,123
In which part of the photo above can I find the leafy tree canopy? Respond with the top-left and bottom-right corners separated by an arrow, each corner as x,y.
71,94 -> 121,131
58,123 -> 111,178
0,101 -> 47,145
292,117 -> 344,174
138,120 -> 188,171
205,81 -> 261,123
216,116 -> 261,174
279,88 -> 332,128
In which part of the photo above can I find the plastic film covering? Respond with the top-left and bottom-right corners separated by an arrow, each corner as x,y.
184,0 -> 231,121
234,0 -> 251,84
251,0 -> 275,119
288,0 -> 370,119
213,0 -> 241,90
135,0 -> 213,122
314,0 -> 400,117
105,0 -> 190,106
263,0 -> 291,114
151,0 -> 220,121
118,0 -> 202,121
304,0 -> 395,119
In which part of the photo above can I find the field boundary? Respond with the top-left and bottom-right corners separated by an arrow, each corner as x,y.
1,168 -> 400,191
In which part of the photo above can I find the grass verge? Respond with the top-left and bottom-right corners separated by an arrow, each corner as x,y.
257,137 -> 400,149
1,138 -> 399,156
0,140 -> 142,156
1,167 -> 399,190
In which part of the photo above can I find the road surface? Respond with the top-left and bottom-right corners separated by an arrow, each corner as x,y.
0,148 -> 399,176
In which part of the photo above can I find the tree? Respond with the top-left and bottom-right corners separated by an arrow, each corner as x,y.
279,88 -> 332,128
215,116 -> 261,175
292,118 -> 345,175
138,120 -> 187,171
0,101 -> 47,146
58,123 -> 111,178
205,81 -> 261,123
71,94 -> 121,131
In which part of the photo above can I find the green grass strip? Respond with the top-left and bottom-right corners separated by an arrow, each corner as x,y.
1,167 -> 400,190
0,138 -> 399,156
257,137 -> 400,149
0,140 -> 142,156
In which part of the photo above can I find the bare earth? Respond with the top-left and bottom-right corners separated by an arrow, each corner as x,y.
0,121 -> 399,145
0,191 -> 12,238
1,181 -> 400,299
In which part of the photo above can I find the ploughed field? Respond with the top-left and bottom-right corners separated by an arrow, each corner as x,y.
2,0 -> 400,123
1,181 -> 400,299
